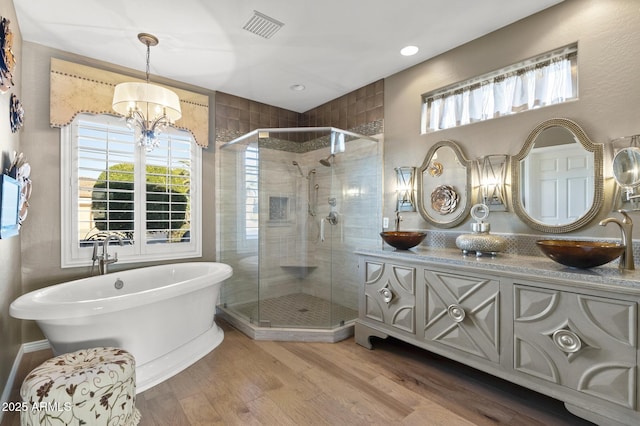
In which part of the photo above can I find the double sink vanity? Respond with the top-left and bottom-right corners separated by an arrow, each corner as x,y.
356,247 -> 639,426
358,118 -> 640,425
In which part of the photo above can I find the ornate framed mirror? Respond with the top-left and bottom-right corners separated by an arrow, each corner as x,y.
511,118 -> 604,233
417,140 -> 472,228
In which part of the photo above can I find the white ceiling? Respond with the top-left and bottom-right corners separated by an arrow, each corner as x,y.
14,0 -> 563,113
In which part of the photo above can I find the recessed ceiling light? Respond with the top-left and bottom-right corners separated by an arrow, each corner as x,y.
400,45 -> 419,56
290,84 -> 306,91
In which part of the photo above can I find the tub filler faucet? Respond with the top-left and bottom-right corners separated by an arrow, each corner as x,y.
92,233 -> 124,275
599,210 -> 635,271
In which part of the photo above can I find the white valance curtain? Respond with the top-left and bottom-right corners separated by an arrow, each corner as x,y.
422,48 -> 577,132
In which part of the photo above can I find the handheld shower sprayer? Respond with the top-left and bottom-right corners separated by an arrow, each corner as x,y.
292,161 -> 305,178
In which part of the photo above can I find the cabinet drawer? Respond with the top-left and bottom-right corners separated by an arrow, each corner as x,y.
514,284 -> 637,409
422,269 -> 501,363
362,260 -> 415,334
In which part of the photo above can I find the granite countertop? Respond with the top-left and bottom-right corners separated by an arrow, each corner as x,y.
356,246 -> 640,294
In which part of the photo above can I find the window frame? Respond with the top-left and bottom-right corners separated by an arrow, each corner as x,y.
61,113 -> 202,268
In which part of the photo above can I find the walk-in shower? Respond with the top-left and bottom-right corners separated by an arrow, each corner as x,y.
217,127 -> 381,341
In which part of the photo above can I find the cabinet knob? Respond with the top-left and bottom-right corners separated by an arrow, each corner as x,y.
447,304 -> 466,322
379,288 -> 394,304
552,329 -> 582,353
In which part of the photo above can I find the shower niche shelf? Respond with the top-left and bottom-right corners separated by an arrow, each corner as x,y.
280,258 -> 318,277
279,253 -> 317,266
280,261 -> 318,268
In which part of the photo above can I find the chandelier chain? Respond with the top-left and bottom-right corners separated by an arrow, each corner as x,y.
145,41 -> 151,83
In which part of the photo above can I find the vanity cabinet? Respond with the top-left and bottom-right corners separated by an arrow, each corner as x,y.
422,269 -> 501,363
355,251 -> 640,426
362,258 -> 416,335
513,283 -> 637,409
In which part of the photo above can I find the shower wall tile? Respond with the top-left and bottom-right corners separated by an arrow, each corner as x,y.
216,92 -> 298,138
300,80 -> 384,134
215,79 -> 384,145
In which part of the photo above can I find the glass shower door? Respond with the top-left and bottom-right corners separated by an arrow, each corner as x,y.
219,127 -> 381,336
328,132 -> 381,328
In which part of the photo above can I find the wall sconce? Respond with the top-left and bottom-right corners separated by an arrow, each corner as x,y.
395,167 -> 416,212
477,155 -> 508,211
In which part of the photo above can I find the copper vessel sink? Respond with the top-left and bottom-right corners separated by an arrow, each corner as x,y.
380,231 -> 427,250
536,240 -> 625,269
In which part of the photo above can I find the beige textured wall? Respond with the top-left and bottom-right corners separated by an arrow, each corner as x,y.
384,0 -> 640,238
0,0 -> 21,405
18,42 -> 216,342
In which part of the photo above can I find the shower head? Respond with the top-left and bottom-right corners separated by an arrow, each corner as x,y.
319,154 -> 334,167
292,161 -> 305,177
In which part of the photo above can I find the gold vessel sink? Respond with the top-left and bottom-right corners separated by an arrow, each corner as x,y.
536,240 -> 625,269
380,231 -> 427,250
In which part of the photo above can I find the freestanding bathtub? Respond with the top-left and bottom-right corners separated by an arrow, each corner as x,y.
10,262 -> 233,393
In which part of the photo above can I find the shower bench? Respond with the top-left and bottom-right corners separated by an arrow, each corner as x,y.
355,247 -> 640,426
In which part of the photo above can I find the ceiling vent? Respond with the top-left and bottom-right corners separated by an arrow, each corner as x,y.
242,10 -> 284,39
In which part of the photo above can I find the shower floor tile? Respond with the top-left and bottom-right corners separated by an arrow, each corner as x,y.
231,293 -> 357,328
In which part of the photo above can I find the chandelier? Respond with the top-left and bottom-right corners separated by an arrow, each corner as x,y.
112,33 -> 181,151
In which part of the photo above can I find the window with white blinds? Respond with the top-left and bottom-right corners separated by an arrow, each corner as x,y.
61,113 -> 202,267
244,145 -> 259,241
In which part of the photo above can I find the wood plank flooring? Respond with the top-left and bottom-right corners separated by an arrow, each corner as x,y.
2,319 -> 594,425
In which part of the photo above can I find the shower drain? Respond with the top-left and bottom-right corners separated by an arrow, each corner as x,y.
298,308 -> 309,313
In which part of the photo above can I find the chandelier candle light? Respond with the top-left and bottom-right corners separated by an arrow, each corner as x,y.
112,33 -> 181,151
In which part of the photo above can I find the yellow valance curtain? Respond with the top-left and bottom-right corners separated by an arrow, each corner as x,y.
50,58 -> 209,147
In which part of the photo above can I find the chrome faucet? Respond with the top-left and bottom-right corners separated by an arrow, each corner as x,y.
599,210 -> 635,271
92,233 -> 124,275
395,211 -> 403,231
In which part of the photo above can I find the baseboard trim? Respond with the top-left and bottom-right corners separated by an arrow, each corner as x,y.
0,340 -> 50,423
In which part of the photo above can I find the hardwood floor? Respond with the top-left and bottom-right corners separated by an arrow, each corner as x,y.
2,319 -> 594,425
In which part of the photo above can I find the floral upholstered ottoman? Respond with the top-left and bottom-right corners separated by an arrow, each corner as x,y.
20,347 -> 140,426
